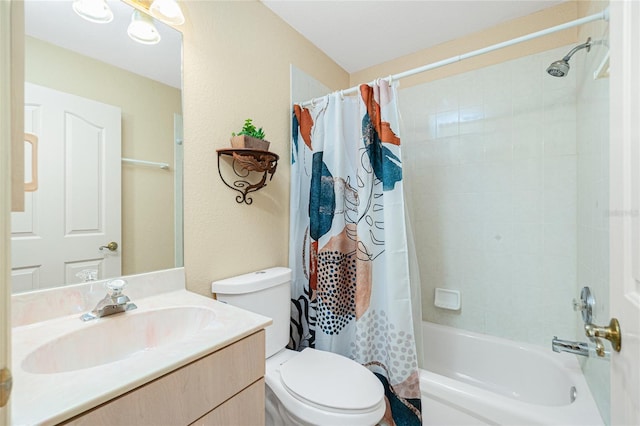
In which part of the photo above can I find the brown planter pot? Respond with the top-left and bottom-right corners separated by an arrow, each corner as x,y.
230,135 -> 270,151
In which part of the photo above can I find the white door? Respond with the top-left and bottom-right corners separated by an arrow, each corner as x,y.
11,83 -> 121,292
610,2 -> 640,425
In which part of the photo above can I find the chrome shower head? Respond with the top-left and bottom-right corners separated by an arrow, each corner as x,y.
546,37 -> 592,77
547,60 -> 570,77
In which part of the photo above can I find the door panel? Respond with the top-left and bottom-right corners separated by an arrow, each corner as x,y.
11,83 -> 121,292
65,112 -> 105,234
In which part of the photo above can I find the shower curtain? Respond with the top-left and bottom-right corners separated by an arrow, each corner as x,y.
289,81 -> 422,425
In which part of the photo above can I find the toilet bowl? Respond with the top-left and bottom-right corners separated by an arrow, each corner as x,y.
212,267 -> 385,426
265,348 -> 385,425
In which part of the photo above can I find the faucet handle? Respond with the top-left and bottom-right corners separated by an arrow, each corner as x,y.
572,298 -> 586,311
105,279 -> 127,296
584,318 -> 622,353
573,286 -> 594,324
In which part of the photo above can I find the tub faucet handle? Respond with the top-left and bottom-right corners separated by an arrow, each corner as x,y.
573,286 -> 594,324
584,318 -> 622,353
572,298 -> 586,311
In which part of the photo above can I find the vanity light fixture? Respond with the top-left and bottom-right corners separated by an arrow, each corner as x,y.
123,0 -> 185,27
127,10 -> 161,45
149,0 -> 185,26
72,0 -> 114,24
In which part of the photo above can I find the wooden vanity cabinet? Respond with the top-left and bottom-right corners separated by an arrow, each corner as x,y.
62,330 -> 266,426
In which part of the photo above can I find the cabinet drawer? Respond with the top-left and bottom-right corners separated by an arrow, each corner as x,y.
63,330 -> 265,425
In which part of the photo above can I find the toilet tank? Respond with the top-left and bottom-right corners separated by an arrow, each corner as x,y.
211,267 -> 291,358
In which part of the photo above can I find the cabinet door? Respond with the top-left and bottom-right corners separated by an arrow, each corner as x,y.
63,331 -> 265,426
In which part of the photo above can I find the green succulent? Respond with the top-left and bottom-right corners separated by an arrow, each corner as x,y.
233,118 -> 265,140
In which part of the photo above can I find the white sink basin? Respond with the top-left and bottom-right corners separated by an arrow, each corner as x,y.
22,306 -> 218,374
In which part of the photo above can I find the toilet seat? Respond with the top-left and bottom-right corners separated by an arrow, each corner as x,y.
280,348 -> 384,413
265,348 -> 386,426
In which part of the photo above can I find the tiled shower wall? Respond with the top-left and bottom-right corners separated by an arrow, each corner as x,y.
576,3 -> 610,421
399,45 -> 580,346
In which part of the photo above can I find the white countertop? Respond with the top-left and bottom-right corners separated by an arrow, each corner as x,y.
11,269 -> 271,426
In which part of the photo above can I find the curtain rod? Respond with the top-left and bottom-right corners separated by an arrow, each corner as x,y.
299,7 -> 609,108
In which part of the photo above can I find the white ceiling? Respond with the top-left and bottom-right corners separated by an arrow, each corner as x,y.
25,0 -> 182,88
262,0 -> 565,73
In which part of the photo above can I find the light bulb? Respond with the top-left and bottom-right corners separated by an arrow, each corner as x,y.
72,0 -> 113,24
127,10 -> 161,45
149,0 -> 185,26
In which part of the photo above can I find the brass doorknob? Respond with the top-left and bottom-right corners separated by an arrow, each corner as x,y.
0,368 -> 12,408
99,242 -> 118,252
584,318 -> 622,352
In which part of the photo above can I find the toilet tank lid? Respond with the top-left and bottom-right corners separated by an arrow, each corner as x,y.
211,267 -> 292,294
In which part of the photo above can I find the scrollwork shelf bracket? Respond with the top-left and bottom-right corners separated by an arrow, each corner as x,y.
216,148 -> 279,205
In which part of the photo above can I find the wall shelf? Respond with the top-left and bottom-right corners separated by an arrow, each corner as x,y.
216,148 -> 279,205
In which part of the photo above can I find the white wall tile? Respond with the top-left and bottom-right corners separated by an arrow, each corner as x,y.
513,129 -> 543,160
436,110 -> 459,138
544,187 -> 577,225
544,121 -> 577,157
512,158 -> 543,191
511,223 -> 543,254
457,73 -> 483,108
484,131 -> 513,162
544,222 -> 576,256
512,190 -> 543,223
483,163 -> 514,193
400,45 -> 581,348
457,134 -> 485,164
544,156 -> 577,190
480,64 -> 512,102
483,222 -> 513,253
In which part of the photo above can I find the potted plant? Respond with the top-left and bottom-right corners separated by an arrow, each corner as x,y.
230,118 -> 270,151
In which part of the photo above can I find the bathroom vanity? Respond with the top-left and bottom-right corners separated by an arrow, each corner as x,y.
11,268 -> 271,425
63,331 -> 265,425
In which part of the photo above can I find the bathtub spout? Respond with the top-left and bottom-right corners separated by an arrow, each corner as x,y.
551,337 -> 590,357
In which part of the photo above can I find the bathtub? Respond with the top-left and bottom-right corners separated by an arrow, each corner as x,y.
420,322 -> 604,425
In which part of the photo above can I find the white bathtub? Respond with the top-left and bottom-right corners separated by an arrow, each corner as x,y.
420,322 -> 604,425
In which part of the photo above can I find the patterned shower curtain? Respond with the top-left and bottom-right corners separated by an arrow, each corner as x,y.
289,81 -> 422,425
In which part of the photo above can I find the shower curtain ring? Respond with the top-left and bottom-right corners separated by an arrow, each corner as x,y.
388,75 -> 393,85
339,90 -> 344,100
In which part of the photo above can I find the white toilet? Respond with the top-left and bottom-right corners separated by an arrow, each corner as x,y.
211,267 -> 385,426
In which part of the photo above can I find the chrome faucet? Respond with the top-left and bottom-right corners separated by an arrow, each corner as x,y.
551,287 -> 619,359
80,279 -> 137,321
552,337 -> 591,357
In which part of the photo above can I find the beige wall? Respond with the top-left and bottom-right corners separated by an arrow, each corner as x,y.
181,0 -> 349,296
179,1 -> 593,297
25,36 -> 181,277
350,1 -> 578,89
